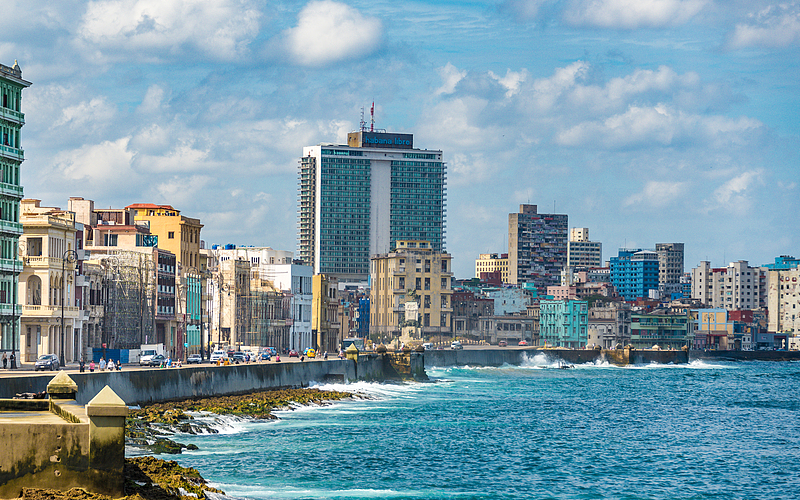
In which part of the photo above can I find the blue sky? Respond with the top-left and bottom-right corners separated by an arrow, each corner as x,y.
4,0 -> 798,278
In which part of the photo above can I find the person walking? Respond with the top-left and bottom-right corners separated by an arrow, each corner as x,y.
2,352 -> 7,369
79,358 -> 85,372
9,352 -> 15,369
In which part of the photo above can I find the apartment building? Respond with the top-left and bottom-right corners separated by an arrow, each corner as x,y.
691,260 -> 765,311
508,204 -> 568,291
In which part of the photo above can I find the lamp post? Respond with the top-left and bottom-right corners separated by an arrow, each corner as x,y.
61,249 -> 78,366
11,241 -> 25,368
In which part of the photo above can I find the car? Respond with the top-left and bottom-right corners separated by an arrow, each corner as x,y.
498,340 -> 508,347
34,354 -> 60,371
304,348 -> 316,358
288,349 -> 299,358
260,351 -> 271,361
226,349 -> 235,358
139,349 -> 159,366
266,347 -> 278,356
187,354 -> 203,364
422,343 -> 433,350
518,340 -> 528,346
451,341 -> 463,350
148,354 -> 166,367
210,350 -> 227,363
231,352 -> 246,363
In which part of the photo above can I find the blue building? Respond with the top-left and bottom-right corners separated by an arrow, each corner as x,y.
539,299 -> 588,348
763,255 -> 800,270
610,249 -> 659,301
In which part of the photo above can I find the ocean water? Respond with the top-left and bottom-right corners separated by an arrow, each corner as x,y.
164,354 -> 800,499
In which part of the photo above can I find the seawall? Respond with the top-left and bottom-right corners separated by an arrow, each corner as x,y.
690,350 -> 800,362
423,348 -> 688,368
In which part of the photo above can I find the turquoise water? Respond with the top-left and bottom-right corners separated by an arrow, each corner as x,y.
166,354 -> 800,499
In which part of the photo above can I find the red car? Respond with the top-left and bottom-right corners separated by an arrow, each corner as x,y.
498,340 -> 508,347
288,350 -> 299,358
518,340 -> 528,346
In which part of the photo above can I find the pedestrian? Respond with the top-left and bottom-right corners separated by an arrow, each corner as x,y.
300,355 -> 304,362
2,352 -> 6,369
275,354 -> 281,362
9,352 -> 15,369
89,360 -> 95,372
99,357 -> 106,371
107,359 -> 115,371
324,351 -> 328,360
79,358 -> 85,372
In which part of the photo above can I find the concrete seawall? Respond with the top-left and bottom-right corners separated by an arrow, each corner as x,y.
423,348 -> 688,368
690,350 -> 800,362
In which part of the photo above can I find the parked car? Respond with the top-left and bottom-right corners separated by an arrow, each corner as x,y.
139,349 -> 159,366
210,350 -> 227,363
266,347 -> 278,356
148,354 -> 166,367
422,343 -> 433,350
187,354 -> 203,364
232,352 -> 246,363
451,341 -> 463,350
34,354 -> 60,371
226,349 -> 235,358
260,351 -> 271,361
304,348 -> 316,358
288,349 -> 299,358
518,340 -> 528,346
498,340 -> 508,347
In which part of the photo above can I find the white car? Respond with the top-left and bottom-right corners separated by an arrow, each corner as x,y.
451,341 -> 463,350
210,350 -> 228,363
139,349 -> 158,366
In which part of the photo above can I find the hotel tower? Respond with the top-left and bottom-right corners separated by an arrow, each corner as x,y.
298,129 -> 446,282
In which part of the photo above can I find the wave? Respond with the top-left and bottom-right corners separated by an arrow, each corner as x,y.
309,380 -> 424,400
211,483 -> 464,499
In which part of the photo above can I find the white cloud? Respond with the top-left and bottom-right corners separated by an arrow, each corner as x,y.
53,97 -> 116,131
489,69 -> 528,98
282,0 -> 382,67
624,180 -> 687,207
728,3 -> 800,49
78,0 -> 262,59
137,85 -> 167,115
711,170 -> 762,206
565,0 -> 708,29
436,63 -> 467,95
57,137 -> 136,183
556,104 -> 763,150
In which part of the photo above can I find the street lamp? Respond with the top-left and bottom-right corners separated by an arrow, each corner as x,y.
11,241 -> 26,369
61,249 -> 78,366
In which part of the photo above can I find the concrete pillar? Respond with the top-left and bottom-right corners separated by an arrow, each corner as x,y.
86,385 -> 128,498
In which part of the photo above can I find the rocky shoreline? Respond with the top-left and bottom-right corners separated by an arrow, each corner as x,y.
126,387 -> 356,454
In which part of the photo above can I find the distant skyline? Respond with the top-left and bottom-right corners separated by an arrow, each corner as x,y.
4,0 -> 798,278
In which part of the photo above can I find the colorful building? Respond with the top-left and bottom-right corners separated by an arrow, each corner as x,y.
630,311 -> 690,349
610,249 -> 659,301
126,203 -> 203,271
508,204 -> 568,291
475,253 -> 509,283
539,299 -> 588,348
0,61 -> 30,365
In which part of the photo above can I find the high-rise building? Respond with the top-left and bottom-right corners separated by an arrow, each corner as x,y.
299,130 -> 446,282
655,243 -> 684,285
610,249 -> 659,301
766,267 -> 800,334
691,260 -> 765,311
567,228 -> 602,268
508,204 -> 568,290
0,61 -> 30,364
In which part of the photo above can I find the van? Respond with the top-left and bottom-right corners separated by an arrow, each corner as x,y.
139,349 -> 157,366
210,350 -> 227,363
422,343 -> 433,350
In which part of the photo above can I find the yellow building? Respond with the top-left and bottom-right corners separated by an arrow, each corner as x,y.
126,203 -> 203,271
475,253 -> 509,282
371,240 -> 453,344
312,274 -> 340,353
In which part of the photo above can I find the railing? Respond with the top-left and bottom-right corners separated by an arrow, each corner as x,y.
0,107 -> 24,124
0,144 -> 23,161
25,256 -> 64,268
0,257 -> 18,272
22,305 -> 79,317
0,219 -> 22,235
0,182 -> 23,197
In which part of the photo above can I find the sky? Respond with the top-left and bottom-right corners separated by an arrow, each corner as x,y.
3,0 -> 798,279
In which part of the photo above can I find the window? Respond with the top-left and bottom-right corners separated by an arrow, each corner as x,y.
104,234 -> 118,246
168,231 -> 175,239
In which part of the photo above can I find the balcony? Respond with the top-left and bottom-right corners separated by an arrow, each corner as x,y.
25,256 -> 63,268
0,257 -> 19,273
0,107 -> 24,124
0,303 -> 20,317
0,219 -> 22,235
0,182 -> 23,198
22,305 -> 79,318
0,144 -> 23,162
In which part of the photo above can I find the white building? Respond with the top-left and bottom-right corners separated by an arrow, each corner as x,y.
567,228 -> 602,268
484,288 -> 530,316
691,260 -> 766,311
767,268 -> 800,334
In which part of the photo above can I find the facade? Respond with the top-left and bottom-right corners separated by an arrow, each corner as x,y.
0,61 -> 30,364
299,131 -> 446,282
539,299 -> 588,348
475,253 -> 509,283
630,311 -> 690,349
484,288 -> 530,316
312,274 -> 340,353
370,240 -> 453,342
610,249 -> 659,301
691,260 -> 765,311
693,308 -> 735,350
508,204 -> 568,290
209,246 -> 312,351
18,200 -> 83,363
767,268 -> 800,334
126,203 -> 203,271
763,255 -> 800,270
655,243 -> 685,286
451,290 -> 494,339
567,228 -> 602,268
587,301 -> 631,348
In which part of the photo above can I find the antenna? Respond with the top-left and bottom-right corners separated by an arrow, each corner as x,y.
370,101 -> 375,132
